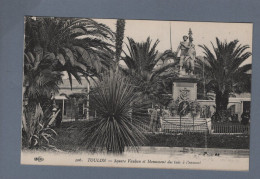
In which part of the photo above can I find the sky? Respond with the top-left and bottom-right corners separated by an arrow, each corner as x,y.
96,18 -> 253,64
63,18 -> 253,79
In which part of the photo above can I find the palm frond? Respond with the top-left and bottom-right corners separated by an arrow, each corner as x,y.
197,38 -> 252,113
78,71 -> 148,153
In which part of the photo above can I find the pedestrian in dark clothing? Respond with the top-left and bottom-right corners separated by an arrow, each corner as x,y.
241,110 -> 250,125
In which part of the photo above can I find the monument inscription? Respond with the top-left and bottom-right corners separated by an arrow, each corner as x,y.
173,82 -> 197,101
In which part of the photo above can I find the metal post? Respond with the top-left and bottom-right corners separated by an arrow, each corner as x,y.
87,77 -> 90,120
62,99 -> 64,119
170,22 -> 172,51
203,58 -> 206,98
205,120 -> 208,149
180,115 -> 182,131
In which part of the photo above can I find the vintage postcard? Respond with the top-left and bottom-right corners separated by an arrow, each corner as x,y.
21,16 -> 252,171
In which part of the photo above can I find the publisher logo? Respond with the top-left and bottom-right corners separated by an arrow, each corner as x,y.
34,156 -> 44,162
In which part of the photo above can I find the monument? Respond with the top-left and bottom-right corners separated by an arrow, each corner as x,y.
161,29 -> 205,132
176,28 -> 196,76
173,28 -> 198,103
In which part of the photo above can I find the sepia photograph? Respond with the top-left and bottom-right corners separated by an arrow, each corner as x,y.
21,16 -> 252,171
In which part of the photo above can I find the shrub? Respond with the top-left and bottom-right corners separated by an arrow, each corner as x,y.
78,71 -> 148,154
22,103 -> 59,150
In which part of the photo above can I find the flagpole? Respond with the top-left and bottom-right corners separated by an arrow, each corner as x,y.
203,58 -> 206,98
170,22 -> 172,51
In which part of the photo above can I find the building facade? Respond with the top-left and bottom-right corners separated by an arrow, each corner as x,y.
55,78 -> 90,122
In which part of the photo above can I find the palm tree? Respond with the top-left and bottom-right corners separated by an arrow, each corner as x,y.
79,71 -> 147,153
74,20 -> 149,154
123,37 -> 176,73
115,19 -> 125,70
24,16 -> 115,87
123,37 -> 178,104
23,51 -> 63,149
197,38 -> 251,120
24,51 -> 63,106
23,16 -> 115,149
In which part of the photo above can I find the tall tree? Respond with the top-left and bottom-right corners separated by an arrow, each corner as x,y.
24,51 -> 63,106
197,38 -> 251,117
23,51 -> 62,149
123,37 -> 176,73
24,17 -> 115,87
115,19 -> 125,70
123,37 -> 178,104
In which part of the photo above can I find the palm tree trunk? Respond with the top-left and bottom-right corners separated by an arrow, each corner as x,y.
215,90 -> 229,122
115,19 -> 125,71
222,91 -> 229,110
215,91 -> 229,112
215,91 -> 222,114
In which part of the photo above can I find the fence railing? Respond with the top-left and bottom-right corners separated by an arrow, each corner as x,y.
138,122 -> 208,134
162,123 -> 208,133
211,123 -> 250,134
138,121 -> 250,135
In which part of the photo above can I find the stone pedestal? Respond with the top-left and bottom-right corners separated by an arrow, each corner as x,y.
161,76 -> 206,132
172,76 -> 198,101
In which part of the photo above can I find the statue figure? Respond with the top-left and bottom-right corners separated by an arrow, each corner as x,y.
186,29 -> 196,75
176,29 -> 196,76
176,35 -> 189,75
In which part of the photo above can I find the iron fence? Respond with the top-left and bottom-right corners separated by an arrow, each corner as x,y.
211,123 -> 250,134
138,121 -> 250,135
138,121 -> 208,134
162,123 -> 208,133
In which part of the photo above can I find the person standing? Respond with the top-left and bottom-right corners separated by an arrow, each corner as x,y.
149,105 -> 159,133
241,110 -> 250,125
157,107 -> 163,132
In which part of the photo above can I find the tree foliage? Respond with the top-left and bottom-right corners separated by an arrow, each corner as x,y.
22,17 -> 115,150
24,51 -> 63,105
22,104 -> 60,150
122,37 -> 178,105
24,16 -> 115,87
78,71 -> 147,153
197,38 -> 251,118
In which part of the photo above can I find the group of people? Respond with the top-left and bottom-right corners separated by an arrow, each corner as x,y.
149,104 -> 251,133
